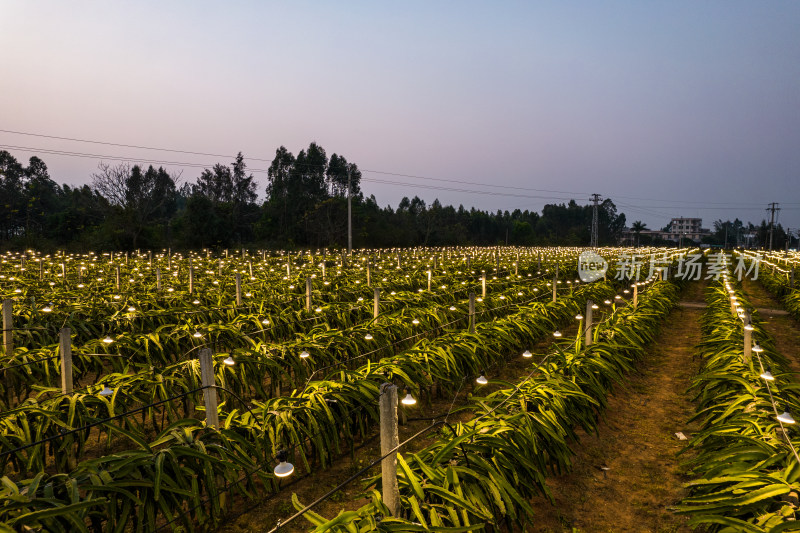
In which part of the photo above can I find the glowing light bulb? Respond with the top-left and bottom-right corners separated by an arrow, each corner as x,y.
365,333 -> 373,340
401,393 -> 417,406
522,350 -> 532,358
476,374 -> 488,385
553,330 -> 562,338
102,336 -> 113,344
300,350 -> 310,358
274,451 -> 294,477
223,356 -> 235,366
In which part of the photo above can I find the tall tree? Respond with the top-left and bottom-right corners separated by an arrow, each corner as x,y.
631,220 -> 647,247
326,154 -> 362,198
92,162 -> 177,248
264,146 -> 297,240
0,151 -> 25,240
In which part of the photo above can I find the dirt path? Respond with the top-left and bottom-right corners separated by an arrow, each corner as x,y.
524,281 -> 706,533
741,278 -> 800,374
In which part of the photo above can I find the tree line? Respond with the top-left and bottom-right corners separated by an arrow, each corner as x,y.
0,144 -> 628,251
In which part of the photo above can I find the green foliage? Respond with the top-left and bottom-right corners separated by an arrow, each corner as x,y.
676,277 -> 800,531
297,279 -> 681,531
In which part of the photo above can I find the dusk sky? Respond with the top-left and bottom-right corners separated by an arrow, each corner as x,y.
2,1 -> 799,233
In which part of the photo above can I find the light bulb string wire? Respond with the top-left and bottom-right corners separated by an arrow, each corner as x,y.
2,260 -> 554,313
0,342 -> 213,419
5,283 -> 638,530
255,290 -> 629,533
153,400 -> 374,532
263,420 -> 446,533
0,281 -> 549,415
296,287 -> 574,393
0,386 -> 207,460
718,265 -> 800,463
470,292 -> 633,427
751,343 -> 800,464
1,270 -> 541,340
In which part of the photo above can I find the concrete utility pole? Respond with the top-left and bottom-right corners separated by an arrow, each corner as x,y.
347,167 -> 352,255
590,194 -> 602,248
767,202 -> 780,251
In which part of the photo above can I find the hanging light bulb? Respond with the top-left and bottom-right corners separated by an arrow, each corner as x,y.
401,392 -> 417,406
223,356 -> 236,366
300,350 -> 310,358
412,319 -> 420,325
449,306 -> 456,311
575,314 -> 583,320
752,344 -> 764,353
364,333 -> 373,340
102,336 -> 114,344
274,450 -> 295,477
778,411 -> 796,425
193,332 -> 202,338
522,350 -> 532,358
604,300 -> 612,305
42,304 -> 53,313
262,319 -> 270,325
192,299 -> 200,305
99,385 -> 114,396
553,330 -> 562,338
592,303 -> 599,309
127,306 -> 136,312
476,374 -> 488,385
760,369 -> 775,381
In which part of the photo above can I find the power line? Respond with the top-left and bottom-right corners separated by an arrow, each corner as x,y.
3,129 -> 799,214
0,128 -> 274,162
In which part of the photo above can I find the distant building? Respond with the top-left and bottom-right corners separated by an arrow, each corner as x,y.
664,217 -> 708,242
619,217 -> 710,245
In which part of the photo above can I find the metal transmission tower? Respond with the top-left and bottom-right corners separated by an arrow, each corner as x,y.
590,194 -> 602,248
767,202 -> 780,251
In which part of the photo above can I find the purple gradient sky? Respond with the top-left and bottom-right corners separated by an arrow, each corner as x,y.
2,1 -> 799,233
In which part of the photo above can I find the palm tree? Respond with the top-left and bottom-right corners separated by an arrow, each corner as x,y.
631,220 -> 647,247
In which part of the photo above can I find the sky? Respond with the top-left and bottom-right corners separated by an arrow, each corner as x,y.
1,1 -> 799,233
